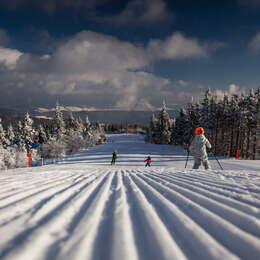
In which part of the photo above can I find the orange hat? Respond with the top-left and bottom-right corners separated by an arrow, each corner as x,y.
195,127 -> 205,135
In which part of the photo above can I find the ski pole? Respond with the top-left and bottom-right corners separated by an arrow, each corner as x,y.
185,148 -> 190,168
211,151 -> 223,170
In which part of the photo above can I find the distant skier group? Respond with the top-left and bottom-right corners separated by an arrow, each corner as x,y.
111,150 -> 152,167
111,126 -> 214,170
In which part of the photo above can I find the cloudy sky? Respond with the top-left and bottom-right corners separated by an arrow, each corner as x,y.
0,0 -> 260,110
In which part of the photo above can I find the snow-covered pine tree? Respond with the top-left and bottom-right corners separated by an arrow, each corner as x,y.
67,113 -> 80,131
0,119 -> 16,169
256,124 -> 260,159
0,118 -> 8,148
149,101 -> 174,144
255,90 -> 260,159
85,115 -> 91,129
92,122 -> 106,144
229,95 -> 242,157
38,124 -> 47,144
54,102 -> 66,140
0,145 -> 7,169
186,102 -> 201,139
236,94 -> 250,158
40,103 -> 66,160
65,113 -> 85,153
218,94 -> 230,156
244,89 -> 258,159
199,89 -> 220,146
83,115 -> 93,139
15,121 -> 26,150
210,95 -> 222,154
23,112 -> 34,153
200,89 -> 212,131
77,116 -> 85,134
209,94 -> 219,143
6,124 -> 15,146
172,108 -> 190,145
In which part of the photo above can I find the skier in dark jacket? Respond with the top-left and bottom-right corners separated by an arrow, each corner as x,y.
144,156 -> 152,167
111,150 -> 117,165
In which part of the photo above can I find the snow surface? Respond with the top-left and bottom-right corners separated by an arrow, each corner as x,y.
0,134 -> 260,260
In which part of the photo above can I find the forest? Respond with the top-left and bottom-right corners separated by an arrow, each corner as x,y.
147,89 -> 260,160
0,103 -> 105,170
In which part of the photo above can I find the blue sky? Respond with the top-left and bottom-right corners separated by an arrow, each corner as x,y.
0,0 -> 260,110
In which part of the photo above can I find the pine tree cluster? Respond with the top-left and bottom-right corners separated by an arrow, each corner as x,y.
146,89 -> 260,159
0,103 -> 106,170
183,89 -> 260,159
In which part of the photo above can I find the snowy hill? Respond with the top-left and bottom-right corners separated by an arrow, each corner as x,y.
0,134 -> 260,260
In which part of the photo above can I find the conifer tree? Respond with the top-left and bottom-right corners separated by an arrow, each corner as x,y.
146,101 -> 174,144
186,102 -> 201,139
54,102 -> 66,140
0,118 -> 7,147
23,112 -> 34,153
255,90 -> 260,159
38,125 -> 47,144
200,89 -> 212,131
172,108 -> 190,145
85,115 -> 91,129
15,121 -> 25,150
7,124 -> 15,146
83,115 -> 93,138
67,113 -> 80,131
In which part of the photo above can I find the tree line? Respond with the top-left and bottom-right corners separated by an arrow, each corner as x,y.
0,103 -> 105,170
146,89 -> 260,159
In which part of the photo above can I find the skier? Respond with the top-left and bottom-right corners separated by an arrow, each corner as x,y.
189,127 -> 211,169
111,150 -> 117,165
144,156 -> 152,167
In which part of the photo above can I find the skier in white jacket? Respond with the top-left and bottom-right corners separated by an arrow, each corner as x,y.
189,127 -> 211,169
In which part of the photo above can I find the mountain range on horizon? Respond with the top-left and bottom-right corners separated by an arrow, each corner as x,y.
0,105 -> 179,125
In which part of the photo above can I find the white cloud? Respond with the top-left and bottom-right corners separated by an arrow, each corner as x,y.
105,0 -> 172,26
53,31 -> 148,72
147,32 -> 208,60
0,30 -> 221,109
249,32 -> 260,52
0,47 -> 22,69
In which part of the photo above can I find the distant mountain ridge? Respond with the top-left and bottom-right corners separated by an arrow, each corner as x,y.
0,106 -> 178,125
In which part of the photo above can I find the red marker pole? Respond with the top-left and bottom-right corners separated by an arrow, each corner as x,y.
28,153 -> 33,167
235,150 -> 241,159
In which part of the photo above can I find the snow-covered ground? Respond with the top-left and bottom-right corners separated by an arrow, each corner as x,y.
0,134 -> 260,260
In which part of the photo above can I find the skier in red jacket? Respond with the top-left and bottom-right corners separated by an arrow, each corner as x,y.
144,156 -> 152,167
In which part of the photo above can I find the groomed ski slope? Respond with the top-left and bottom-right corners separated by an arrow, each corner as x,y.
0,134 -> 260,260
